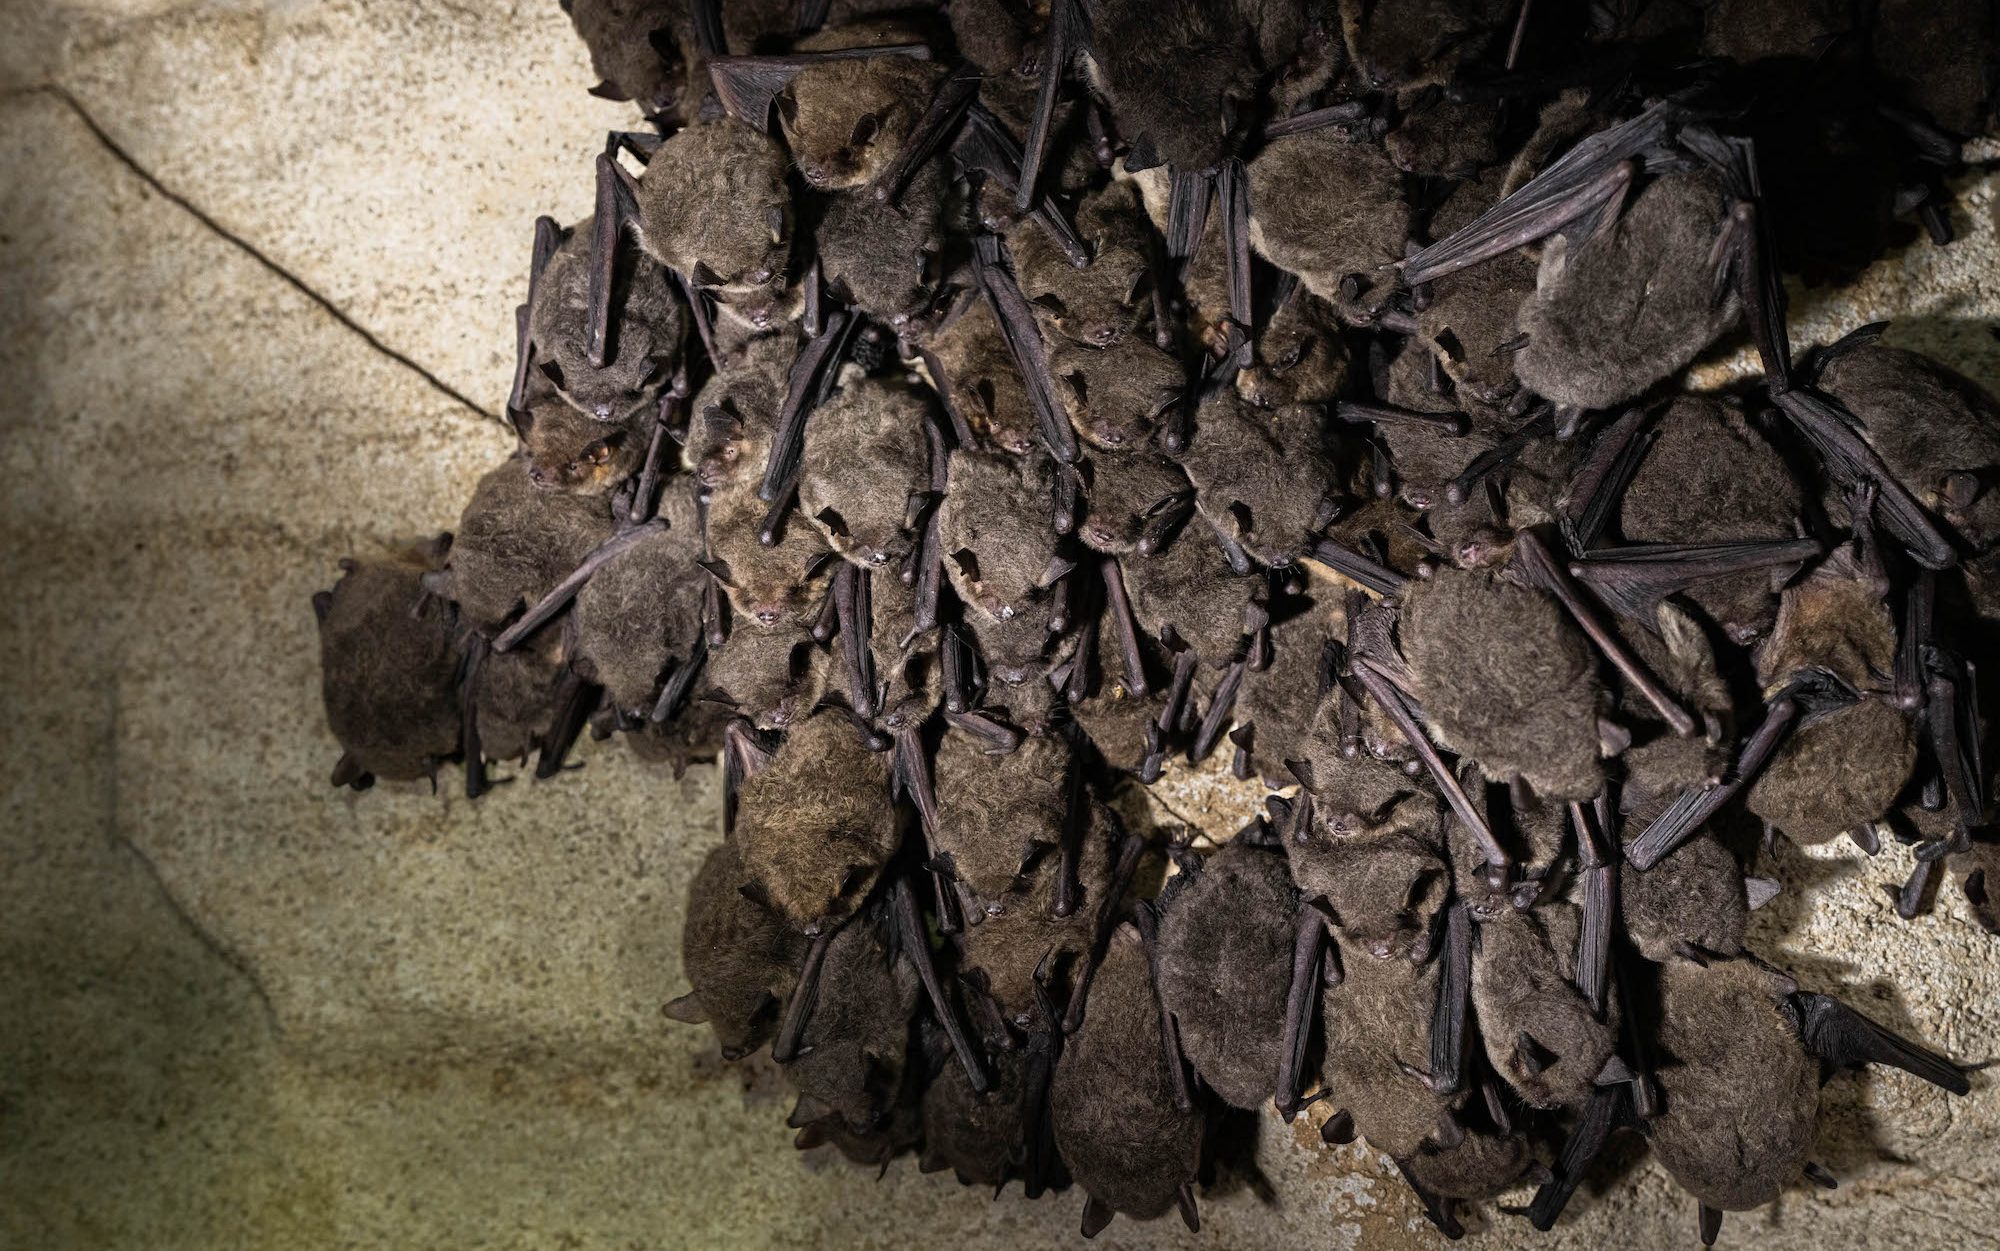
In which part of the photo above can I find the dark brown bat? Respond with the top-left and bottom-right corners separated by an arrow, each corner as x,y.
1051,920 -> 1207,1236
797,376 -> 934,571
931,726 -> 1074,904
1010,184 -> 1154,349
1870,0 -> 1995,136
315,543 -> 462,787
1049,334 -> 1185,451
779,898 -> 922,1132
1810,327 -> 2000,558
704,617 -> 831,730
664,840 -> 810,1059
1645,952 -> 1968,1234
437,457 -> 619,633
814,160 -> 948,322
1469,900 -> 1620,1109
1286,764 -> 1451,962
939,446 -> 1069,621
957,802 -> 1119,1025
1120,513 -> 1262,668
1152,837 -> 1299,1110
1399,561 -> 1610,802
733,709 -> 897,930
1699,0 -> 1855,63
1075,445 -> 1194,556
681,331 -> 800,491
1175,390 -> 1341,568
1335,0 -> 1508,90
1236,280 -> 1351,410
1619,826 -> 1752,963
704,482 -> 836,629
1082,0 -> 1261,173
1245,125 -> 1409,321
918,293 -> 1042,456
571,484 -> 708,715
1317,932 -> 1460,1160
617,117 -> 795,311
525,214 -> 687,423
464,626 -> 566,768
564,0 -> 690,117
775,22 -> 946,190
1387,92 -> 1503,180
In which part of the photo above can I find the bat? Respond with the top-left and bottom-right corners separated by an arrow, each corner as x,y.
1237,281 -> 1351,410
1074,447 -> 1193,556
1050,920 -> 1207,1237
796,376 -> 935,572
525,212 -> 687,421
932,727 -> 1076,904
733,709 -> 898,932
937,445 -> 1071,621
1469,901 -> 1620,1109
1152,838 -> 1300,1111
1011,183 -> 1155,350
571,485 -> 708,715
972,232 -> 1079,464
916,291 -> 1042,456
1173,389 -> 1341,569
814,161 -> 948,321
704,617 -> 831,731
438,457 -> 620,634
1077,0 -> 1260,174
1244,125 -> 1410,323
315,544 -> 463,787
1049,335 -> 1185,451
665,840 -> 811,1059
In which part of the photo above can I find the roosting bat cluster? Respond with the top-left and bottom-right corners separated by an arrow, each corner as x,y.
315,0 -> 1999,1241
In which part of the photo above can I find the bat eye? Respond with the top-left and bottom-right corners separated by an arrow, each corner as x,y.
848,113 -> 880,148
1278,345 -> 1305,369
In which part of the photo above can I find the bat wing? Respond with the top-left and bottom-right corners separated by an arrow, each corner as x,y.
1787,992 -> 1970,1094
1771,388 -> 1956,569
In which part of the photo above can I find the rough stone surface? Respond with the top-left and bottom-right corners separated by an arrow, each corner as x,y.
1,2 -> 1996,1248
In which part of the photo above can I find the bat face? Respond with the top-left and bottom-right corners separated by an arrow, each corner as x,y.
565,0 -> 688,118
529,220 -> 685,423
705,487 -> 834,628
316,548 -> 463,784
734,710 -> 897,931
1290,790 -> 1449,961
635,118 -> 793,297
1050,923 -> 1207,1226
1153,839 -> 1297,1110
923,297 -> 1040,456
1237,287 -> 1350,409
1400,565 -> 1607,802
1177,392 -> 1340,568
516,395 -> 648,495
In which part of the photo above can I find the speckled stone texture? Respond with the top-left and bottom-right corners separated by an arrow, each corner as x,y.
0,3 -> 1996,1248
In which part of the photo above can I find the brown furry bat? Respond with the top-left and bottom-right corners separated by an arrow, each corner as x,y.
734,710 -> 897,930
315,542 -> 462,786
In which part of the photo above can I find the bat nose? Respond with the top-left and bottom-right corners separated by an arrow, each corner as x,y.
756,609 -> 779,625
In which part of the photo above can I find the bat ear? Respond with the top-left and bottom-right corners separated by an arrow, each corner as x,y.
697,558 -> 736,587
774,92 -> 800,128
690,261 -> 723,288
646,27 -> 677,61
1080,1194 -> 1116,1238
512,406 -> 537,438
1285,758 -> 1316,791
1122,134 -> 1162,172
1041,555 -> 1076,586
538,359 -> 566,390
330,753 -> 374,791
312,590 -> 334,623
661,992 -> 708,1024
587,81 -> 632,102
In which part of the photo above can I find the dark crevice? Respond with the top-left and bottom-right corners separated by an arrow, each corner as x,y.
36,82 -> 502,425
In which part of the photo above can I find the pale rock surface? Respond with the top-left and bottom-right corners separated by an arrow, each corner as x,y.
1,2 -> 1996,1248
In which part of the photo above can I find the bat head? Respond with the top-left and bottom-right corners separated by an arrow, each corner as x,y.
516,399 -> 645,495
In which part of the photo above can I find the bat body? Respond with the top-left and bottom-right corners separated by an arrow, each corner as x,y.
445,458 -> 618,632
1237,284 -> 1350,409
1176,391 -> 1340,568
1049,335 -> 1184,450
1051,921 -> 1206,1233
1469,901 -> 1618,1108
734,710 -> 898,929
528,216 -> 687,423
315,545 -> 462,786
814,160 -> 947,320
1319,935 -> 1457,1157
467,628 -> 568,766
705,618 -> 831,730
1400,563 -> 1607,802
1620,828 -> 1749,961
932,728 -> 1074,903
1153,838 -> 1298,1109
798,377 -> 934,570
920,295 -> 1041,455
1010,185 -> 1154,349
782,22 -> 949,190
1086,0 -> 1260,172
938,447 -> 1067,621
705,482 -> 835,628
783,901 -> 922,1131
666,840 -> 809,1058
572,485 -> 707,713
631,118 -> 795,306
957,805 -> 1115,1023
1246,127 -> 1409,318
